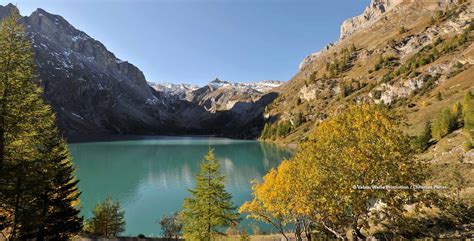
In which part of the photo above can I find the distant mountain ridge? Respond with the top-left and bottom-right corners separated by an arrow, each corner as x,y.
148,82 -> 199,100
149,79 -> 284,113
149,79 -> 283,99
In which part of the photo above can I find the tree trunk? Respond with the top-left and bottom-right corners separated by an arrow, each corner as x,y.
208,165 -> 211,240
37,190 -> 49,240
295,219 -> 303,241
303,219 -> 312,241
0,113 -> 4,170
0,88 -> 7,173
321,222 -> 344,240
9,165 -> 23,239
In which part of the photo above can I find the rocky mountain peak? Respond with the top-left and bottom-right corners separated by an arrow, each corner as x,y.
0,3 -> 18,19
298,0 -> 404,70
29,8 -> 73,32
209,78 -> 232,89
210,77 -> 229,83
340,0 -> 404,40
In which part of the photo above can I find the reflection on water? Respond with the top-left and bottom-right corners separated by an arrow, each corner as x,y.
69,137 -> 292,236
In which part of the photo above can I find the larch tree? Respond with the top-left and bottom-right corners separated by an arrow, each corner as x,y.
0,9 -> 82,239
413,121 -> 432,151
462,90 -> 474,149
180,149 -> 240,241
85,196 -> 126,237
431,107 -> 458,140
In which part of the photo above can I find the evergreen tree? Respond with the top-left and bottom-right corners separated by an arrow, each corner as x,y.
437,92 -> 443,101
413,121 -> 432,151
0,10 -> 82,239
432,108 -> 458,140
85,196 -> 126,237
261,123 -> 269,139
462,91 -> 474,149
0,9 -> 48,238
180,149 -> 240,240
36,125 -> 83,239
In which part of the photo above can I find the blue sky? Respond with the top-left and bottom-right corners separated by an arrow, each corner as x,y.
6,0 -> 369,86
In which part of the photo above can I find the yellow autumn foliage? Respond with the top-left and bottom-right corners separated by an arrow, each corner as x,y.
241,104 -> 426,238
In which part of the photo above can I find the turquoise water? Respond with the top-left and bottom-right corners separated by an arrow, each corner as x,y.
68,137 -> 292,237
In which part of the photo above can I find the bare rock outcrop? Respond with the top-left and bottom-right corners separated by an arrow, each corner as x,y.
340,0 -> 404,40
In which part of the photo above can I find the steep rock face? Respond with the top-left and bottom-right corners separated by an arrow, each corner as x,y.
0,7 -> 174,136
340,0 -> 404,40
299,0 -> 404,70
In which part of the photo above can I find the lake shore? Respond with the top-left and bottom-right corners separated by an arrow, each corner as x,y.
74,233 -> 292,241
66,133 -> 226,144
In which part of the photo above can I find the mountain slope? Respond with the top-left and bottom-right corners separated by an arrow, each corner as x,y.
262,0 -> 474,144
15,6 -> 170,136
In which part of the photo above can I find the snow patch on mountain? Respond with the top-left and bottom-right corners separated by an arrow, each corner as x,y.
149,78 -> 283,100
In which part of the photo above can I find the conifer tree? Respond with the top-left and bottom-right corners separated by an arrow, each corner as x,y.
0,9 -> 82,239
462,91 -> 474,149
85,196 -> 126,237
35,121 -> 83,239
413,121 -> 432,151
432,108 -> 458,140
0,9 -> 48,238
180,149 -> 240,240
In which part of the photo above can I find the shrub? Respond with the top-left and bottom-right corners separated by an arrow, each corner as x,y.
437,92 -> 443,101
240,230 -> 251,241
371,89 -> 382,99
294,112 -> 304,127
160,212 -> 182,239
429,17 -> 436,25
399,26 -> 407,34
381,73 -> 392,83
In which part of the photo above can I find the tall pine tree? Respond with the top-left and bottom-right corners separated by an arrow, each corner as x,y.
0,9 -> 82,239
180,149 -> 240,240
